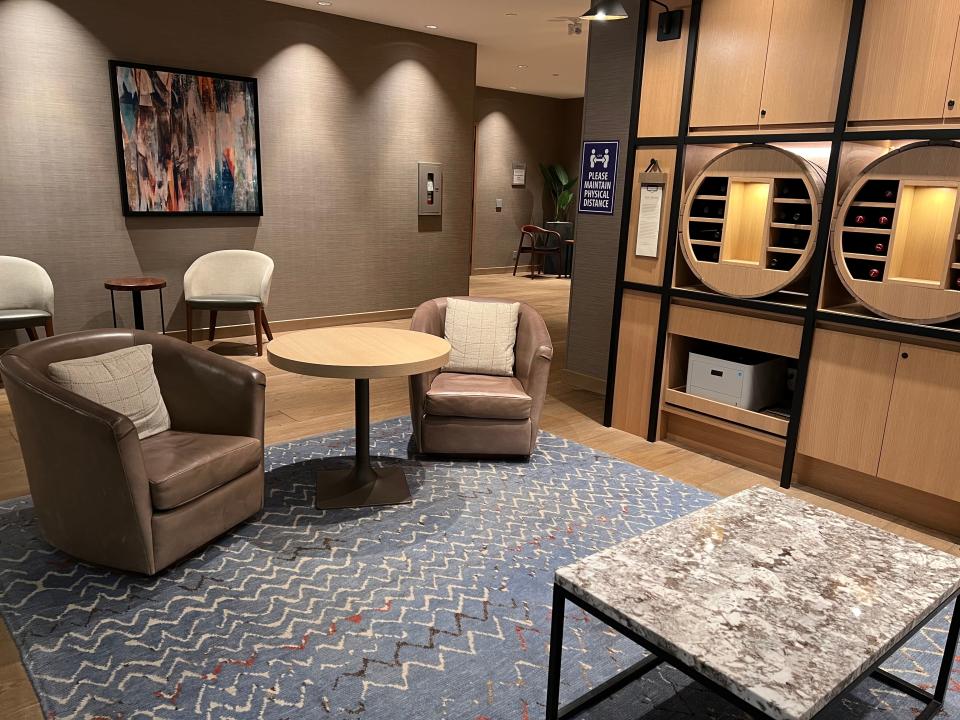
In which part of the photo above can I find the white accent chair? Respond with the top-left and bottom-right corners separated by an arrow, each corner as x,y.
183,250 -> 274,356
0,256 -> 54,342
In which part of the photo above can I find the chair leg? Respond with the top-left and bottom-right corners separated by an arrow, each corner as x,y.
253,305 -> 264,357
185,305 -> 193,344
43,318 -> 54,337
261,310 -> 274,341
25,326 -> 38,341
208,310 -> 218,342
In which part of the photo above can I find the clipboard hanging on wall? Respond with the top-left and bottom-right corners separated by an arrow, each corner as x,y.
635,159 -> 668,258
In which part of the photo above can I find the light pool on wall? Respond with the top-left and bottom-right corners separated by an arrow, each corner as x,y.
109,60 -> 263,216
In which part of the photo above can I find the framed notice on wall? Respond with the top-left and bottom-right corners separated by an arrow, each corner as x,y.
578,140 -> 619,215
635,160 -> 668,257
512,161 -> 526,187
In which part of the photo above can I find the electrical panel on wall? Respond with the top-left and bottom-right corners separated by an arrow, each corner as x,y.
418,162 -> 442,216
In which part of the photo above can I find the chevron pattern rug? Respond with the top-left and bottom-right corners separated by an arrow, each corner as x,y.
0,418 -> 957,720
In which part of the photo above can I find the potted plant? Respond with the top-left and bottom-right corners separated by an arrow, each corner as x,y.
540,163 -> 576,275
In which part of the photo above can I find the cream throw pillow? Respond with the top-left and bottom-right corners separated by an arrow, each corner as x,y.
48,345 -> 171,439
443,298 -> 520,376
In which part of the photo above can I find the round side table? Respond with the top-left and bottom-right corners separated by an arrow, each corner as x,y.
104,276 -> 167,332
267,327 -> 451,510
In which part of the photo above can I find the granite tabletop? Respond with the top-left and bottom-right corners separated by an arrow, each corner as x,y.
555,486 -> 960,720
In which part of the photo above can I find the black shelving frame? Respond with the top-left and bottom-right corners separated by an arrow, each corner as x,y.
602,0 -> 960,488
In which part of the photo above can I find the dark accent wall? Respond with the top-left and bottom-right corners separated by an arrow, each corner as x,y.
472,88 -> 583,272
565,2 -> 642,381
0,0 -> 476,337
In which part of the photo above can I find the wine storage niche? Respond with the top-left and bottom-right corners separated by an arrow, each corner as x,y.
679,145 -> 826,299
829,142 -> 960,324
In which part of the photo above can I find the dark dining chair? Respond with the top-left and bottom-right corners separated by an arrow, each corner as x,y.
513,225 -> 563,278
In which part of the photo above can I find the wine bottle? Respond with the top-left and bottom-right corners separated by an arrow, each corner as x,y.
854,214 -> 866,225
955,275 -> 960,290
874,241 -> 886,254
878,215 -> 890,226
868,267 -> 881,280
883,189 -> 895,200
770,256 -> 780,269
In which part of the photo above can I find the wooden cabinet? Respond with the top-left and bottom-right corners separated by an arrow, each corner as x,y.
878,344 -> 960,501
759,0 -> 852,127
797,330 -> 899,475
848,0 -> 960,124
689,0 -> 851,130
800,330 -> 960,503
689,0 -> 772,129
611,291 -> 661,437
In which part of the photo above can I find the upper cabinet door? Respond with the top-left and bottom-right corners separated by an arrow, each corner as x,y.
944,23 -> 960,120
759,0 -> 853,127
848,0 -> 960,124
689,0 -> 774,130
878,344 -> 960,501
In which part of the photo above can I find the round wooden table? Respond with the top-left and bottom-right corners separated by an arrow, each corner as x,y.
104,276 -> 167,332
267,327 -> 451,510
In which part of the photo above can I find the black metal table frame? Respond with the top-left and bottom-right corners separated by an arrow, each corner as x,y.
109,286 -> 166,333
546,583 -> 960,720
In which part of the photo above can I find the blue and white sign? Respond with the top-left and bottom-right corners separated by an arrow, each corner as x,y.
578,140 -> 619,215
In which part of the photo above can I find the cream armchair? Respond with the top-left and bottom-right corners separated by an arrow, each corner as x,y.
184,250 -> 274,355
409,297 -> 553,457
0,256 -> 54,342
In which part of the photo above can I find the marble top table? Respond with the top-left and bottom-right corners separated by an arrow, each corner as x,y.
548,486 -> 960,720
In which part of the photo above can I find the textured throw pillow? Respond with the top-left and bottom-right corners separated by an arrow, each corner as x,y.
443,298 -> 520,376
48,345 -> 171,439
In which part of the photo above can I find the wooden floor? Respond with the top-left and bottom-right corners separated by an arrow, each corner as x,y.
0,273 -> 957,718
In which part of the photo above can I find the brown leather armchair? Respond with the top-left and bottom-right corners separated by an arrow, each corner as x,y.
409,297 -> 553,457
0,329 -> 265,575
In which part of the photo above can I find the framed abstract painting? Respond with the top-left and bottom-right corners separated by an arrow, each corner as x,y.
109,60 -> 263,216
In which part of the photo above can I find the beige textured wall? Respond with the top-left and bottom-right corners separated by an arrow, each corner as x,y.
472,88 -> 582,272
566,1 -> 642,381
0,0 -> 475,339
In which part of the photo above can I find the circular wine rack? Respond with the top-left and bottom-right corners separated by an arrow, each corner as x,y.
832,141 -> 960,324
680,145 -> 825,299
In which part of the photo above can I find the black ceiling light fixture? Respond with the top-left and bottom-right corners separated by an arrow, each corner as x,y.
651,0 -> 683,41
579,1 -> 629,21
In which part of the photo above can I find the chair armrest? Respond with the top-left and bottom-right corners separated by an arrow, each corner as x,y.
513,308 -> 553,443
0,354 -> 155,573
144,333 -> 266,441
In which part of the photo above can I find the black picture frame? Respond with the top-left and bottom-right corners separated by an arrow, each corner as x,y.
108,59 -> 264,217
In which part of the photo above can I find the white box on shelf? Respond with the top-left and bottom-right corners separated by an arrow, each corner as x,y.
687,350 -> 786,411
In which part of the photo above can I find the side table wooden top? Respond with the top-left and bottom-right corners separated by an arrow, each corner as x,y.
267,327 -> 450,379
103,276 -> 167,291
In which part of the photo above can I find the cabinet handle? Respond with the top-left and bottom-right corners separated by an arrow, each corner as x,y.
901,352 -> 909,359
949,99 -> 956,110
760,108 -> 767,118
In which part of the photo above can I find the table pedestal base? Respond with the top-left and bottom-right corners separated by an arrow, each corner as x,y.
314,378 -> 412,510
315,463 -> 411,510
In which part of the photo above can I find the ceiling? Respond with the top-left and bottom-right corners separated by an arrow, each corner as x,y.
267,0 -> 590,98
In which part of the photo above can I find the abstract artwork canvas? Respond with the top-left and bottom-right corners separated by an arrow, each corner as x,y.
110,61 -> 263,216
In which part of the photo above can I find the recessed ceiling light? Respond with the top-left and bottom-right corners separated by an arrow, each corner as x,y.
505,12 -> 518,16
509,85 -> 518,90
317,1 -> 332,5
425,24 -> 438,29
517,64 -> 527,70
552,73 -> 560,77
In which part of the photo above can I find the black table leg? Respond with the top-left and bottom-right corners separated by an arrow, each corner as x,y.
933,595 -> 960,704
314,378 -> 412,510
158,288 -> 166,334
546,584 -> 566,720
110,291 -> 117,328
131,290 -> 145,330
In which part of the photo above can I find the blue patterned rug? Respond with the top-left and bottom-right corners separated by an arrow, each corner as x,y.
0,418 -> 956,719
